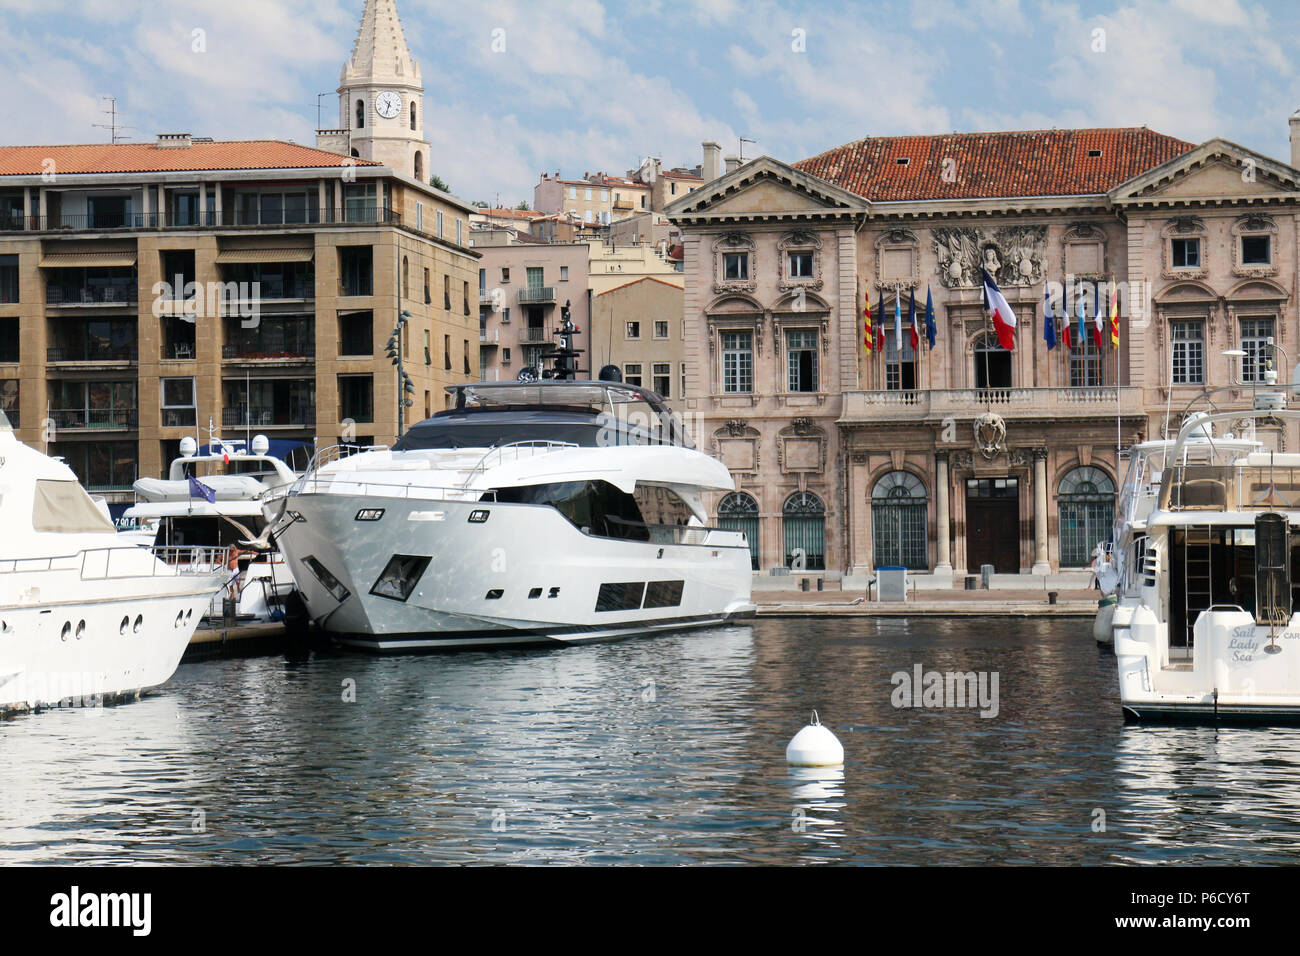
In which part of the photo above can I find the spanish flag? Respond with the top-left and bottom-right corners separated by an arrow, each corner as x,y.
1109,279 -> 1119,348
863,288 -> 874,353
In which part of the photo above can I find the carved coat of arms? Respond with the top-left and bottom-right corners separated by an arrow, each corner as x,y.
974,412 -> 1006,460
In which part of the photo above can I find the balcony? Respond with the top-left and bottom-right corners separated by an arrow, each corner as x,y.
50,407 -> 138,430
837,386 -> 1145,425
613,199 -> 634,211
222,405 -> 315,428
46,284 -> 136,306
479,290 -> 495,305
9,207 -> 401,234
223,341 -> 316,361
518,286 -> 557,305
480,328 -> 500,345
47,345 -> 137,363
519,326 -> 550,343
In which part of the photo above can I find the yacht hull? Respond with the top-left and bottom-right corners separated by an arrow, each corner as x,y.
275,492 -> 755,651
0,572 -> 227,712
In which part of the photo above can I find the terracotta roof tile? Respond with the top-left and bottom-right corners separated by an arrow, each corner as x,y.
0,140 -> 381,176
794,127 -> 1197,201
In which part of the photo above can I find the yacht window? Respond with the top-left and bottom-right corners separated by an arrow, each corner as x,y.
595,581 -> 645,612
495,479 -> 648,541
633,485 -> 693,526
32,479 -> 115,533
370,554 -> 430,602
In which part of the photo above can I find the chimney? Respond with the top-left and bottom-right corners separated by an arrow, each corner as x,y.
724,155 -> 740,174
1291,110 -> 1300,169
157,132 -> 193,149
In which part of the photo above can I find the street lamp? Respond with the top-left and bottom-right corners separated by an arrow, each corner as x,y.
388,308 -> 413,438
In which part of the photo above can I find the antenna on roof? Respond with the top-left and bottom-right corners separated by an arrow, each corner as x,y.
739,136 -> 756,163
92,96 -> 134,144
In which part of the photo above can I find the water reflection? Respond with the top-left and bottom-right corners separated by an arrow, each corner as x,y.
1,618 -> 1299,864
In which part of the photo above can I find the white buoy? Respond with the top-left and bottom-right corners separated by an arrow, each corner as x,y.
786,710 -> 844,767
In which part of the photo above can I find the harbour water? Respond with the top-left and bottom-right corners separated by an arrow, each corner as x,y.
3,616 -> 1300,865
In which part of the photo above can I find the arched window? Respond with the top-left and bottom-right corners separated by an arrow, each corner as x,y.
718,492 -> 759,570
872,471 -> 927,570
410,101 -> 418,131
1058,466 -> 1115,567
355,99 -> 365,129
414,151 -> 424,182
783,491 -> 826,571
973,331 -> 1011,389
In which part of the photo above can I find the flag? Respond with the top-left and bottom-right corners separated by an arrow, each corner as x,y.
1076,288 -> 1087,350
981,268 -> 1017,351
863,288 -> 874,353
908,288 -> 919,351
1109,279 -> 1119,348
924,286 -> 936,349
1091,283 -> 1104,349
894,287 -> 903,356
1043,285 -> 1057,351
188,475 -> 216,503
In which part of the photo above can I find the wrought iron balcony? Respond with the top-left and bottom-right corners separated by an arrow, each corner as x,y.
46,285 -> 137,306
518,286 -> 557,304
10,207 -> 402,233
47,344 -> 138,363
519,326 -> 550,343
50,407 -> 138,430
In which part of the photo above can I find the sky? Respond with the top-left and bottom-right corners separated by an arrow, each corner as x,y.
0,0 -> 1297,204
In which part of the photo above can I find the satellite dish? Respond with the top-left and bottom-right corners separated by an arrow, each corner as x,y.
179,436 -> 197,456
251,434 -> 269,456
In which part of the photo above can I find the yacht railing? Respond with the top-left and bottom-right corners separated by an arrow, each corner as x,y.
0,546 -> 226,579
287,475 -> 496,502
289,442 -> 391,496
461,440 -> 579,488
1162,463 -> 1300,513
601,517 -> 747,547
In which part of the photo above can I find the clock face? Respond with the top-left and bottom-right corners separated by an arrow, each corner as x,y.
375,91 -> 402,120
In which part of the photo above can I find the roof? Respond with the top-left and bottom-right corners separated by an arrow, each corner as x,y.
0,140 -> 381,177
596,275 -> 684,296
661,170 -> 703,181
475,207 -> 543,220
794,127 -> 1197,202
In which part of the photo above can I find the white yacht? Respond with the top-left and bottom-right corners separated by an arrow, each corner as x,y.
264,338 -> 754,650
0,413 -> 226,713
1115,405 -> 1300,722
1093,414 -> 1260,644
124,434 -> 300,623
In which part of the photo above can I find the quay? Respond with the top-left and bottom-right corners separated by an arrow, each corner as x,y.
754,574 -> 1098,618
182,621 -> 301,662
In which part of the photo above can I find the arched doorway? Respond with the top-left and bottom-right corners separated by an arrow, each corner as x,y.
783,491 -> 826,570
1058,466 -> 1115,567
718,492 -> 759,570
872,471 -> 927,569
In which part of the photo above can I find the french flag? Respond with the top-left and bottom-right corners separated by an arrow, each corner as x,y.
981,268 -> 1017,351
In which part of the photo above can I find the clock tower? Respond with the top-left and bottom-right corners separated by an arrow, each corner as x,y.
318,0 -> 429,182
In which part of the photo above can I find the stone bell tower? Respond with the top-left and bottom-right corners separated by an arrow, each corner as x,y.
317,0 -> 429,182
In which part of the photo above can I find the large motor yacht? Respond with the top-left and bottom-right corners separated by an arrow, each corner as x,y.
263,324 -> 754,650
124,433 -> 300,623
1116,404 -> 1300,722
0,413 -> 226,712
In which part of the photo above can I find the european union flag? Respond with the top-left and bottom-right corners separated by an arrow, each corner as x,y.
188,475 -> 216,503
925,286 -> 936,349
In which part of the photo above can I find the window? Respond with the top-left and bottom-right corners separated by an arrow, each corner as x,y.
1241,317 -> 1275,383
161,377 -> 196,427
0,255 -> 16,304
1171,238 -> 1200,268
425,269 -> 432,305
568,186 -> 577,199
626,321 -> 640,339
462,281 -> 469,315
424,329 -> 431,366
1242,235 -> 1271,265
501,307 -> 510,324
501,267 -> 510,283
410,101 -> 417,130
338,375 -> 374,424
624,363 -> 643,387
560,266 -> 569,281
723,253 -> 749,280
601,189 -> 608,202
403,256 -> 409,298
654,320 -> 668,339
1,379 -> 18,428
872,471 -> 927,570
436,210 -> 444,237
443,274 -> 451,310
339,246 -> 373,296
502,347 -> 511,364
788,251 -> 814,278
885,326 -> 916,391
585,188 -> 592,201
1171,321 -> 1204,385
973,331 -> 1010,390
1058,467 -> 1115,567
722,331 -> 753,393
355,99 -> 365,129
463,339 -> 471,374
339,310 -> 373,355
718,492 -> 760,570
50,441 -> 136,491
0,318 -> 16,363
671,183 -> 677,196
416,201 -> 423,232
456,219 -> 463,245
653,362 -> 671,397
783,491 -> 826,571
343,183 -> 377,223
641,196 -> 647,209
1069,328 -> 1101,387
413,152 -> 423,182
786,329 -> 818,392
526,266 -> 544,291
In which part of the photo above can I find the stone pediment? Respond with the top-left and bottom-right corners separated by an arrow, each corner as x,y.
1111,138 -> 1300,205
665,155 -> 869,223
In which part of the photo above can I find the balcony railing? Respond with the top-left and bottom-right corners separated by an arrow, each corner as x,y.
222,341 -> 316,360
519,326 -> 550,343
47,345 -> 138,363
838,386 -> 1145,423
161,341 -> 196,360
480,329 -> 499,344
6,207 -> 402,233
518,286 -> 556,304
222,405 -> 315,428
46,285 -> 137,305
50,408 -> 138,430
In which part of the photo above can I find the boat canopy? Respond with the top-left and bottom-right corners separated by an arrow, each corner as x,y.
473,444 -> 735,495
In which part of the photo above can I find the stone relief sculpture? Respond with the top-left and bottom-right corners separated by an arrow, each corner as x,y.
932,225 -> 1046,288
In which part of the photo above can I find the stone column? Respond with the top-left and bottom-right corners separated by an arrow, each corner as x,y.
214,182 -> 223,223
1032,448 -> 1051,574
22,187 -> 31,226
199,182 -> 207,224
935,451 -> 952,576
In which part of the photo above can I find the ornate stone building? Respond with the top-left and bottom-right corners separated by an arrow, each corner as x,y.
667,124 -> 1300,578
